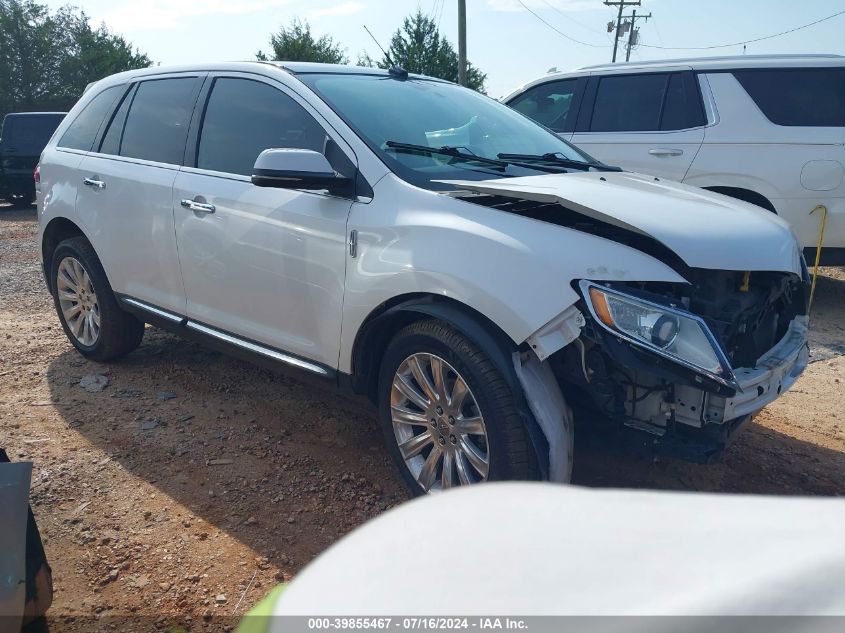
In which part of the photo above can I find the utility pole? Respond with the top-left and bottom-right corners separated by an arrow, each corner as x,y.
604,0 -> 641,63
625,9 -> 651,61
458,0 -> 467,86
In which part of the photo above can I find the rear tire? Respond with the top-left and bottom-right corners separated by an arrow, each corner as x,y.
50,236 -> 144,361
378,319 -> 534,495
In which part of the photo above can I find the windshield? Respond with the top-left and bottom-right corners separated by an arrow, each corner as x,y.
297,73 -> 598,190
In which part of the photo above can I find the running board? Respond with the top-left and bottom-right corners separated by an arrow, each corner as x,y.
118,296 -> 331,378
184,321 -> 329,376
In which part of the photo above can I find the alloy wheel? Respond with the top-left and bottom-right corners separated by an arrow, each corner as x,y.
390,352 -> 490,492
56,256 -> 100,347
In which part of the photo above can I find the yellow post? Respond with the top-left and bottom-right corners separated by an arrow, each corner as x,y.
807,204 -> 828,317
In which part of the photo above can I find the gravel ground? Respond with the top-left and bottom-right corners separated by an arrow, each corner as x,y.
1,203 -> 843,631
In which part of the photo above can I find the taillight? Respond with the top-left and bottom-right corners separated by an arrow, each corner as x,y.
34,163 -> 40,184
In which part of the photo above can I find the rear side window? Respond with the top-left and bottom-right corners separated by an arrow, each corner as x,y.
591,74 -> 667,132
196,78 -> 326,176
58,86 -> 123,151
508,79 -> 580,132
120,78 -> 200,165
589,72 -> 704,132
733,68 -> 845,127
660,73 -> 705,130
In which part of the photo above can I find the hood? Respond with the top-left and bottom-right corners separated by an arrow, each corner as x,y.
442,172 -> 802,275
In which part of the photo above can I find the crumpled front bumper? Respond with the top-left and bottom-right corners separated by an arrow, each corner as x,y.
699,316 -> 810,424
629,316 -> 809,464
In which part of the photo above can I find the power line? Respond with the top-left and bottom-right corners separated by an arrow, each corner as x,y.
649,14 -> 665,47
436,0 -> 445,29
538,0 -> 608,36
515,0 -> 610,48
639,8 -> 845,50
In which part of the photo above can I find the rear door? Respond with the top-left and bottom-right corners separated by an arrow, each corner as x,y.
172,74 -> 355,368
571,70 -> 705,179
75,75 -> 204,314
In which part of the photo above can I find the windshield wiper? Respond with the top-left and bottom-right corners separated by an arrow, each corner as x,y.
496,152 -> 622,172
385,141 -> 510,169
385,141 -> 577,175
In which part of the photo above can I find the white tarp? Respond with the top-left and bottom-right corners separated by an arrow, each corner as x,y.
274,483 -> 845,617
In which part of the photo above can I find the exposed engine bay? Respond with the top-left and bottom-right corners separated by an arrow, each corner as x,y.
607,269 -> 807,369
455,185 -> 810,463
549,271 -> 809,462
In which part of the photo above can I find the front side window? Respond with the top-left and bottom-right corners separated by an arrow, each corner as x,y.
508,79 -> 579,132
120,77 -> 200,165
58,86 -> 123,151
196,78 -> 327,176
298,73 -> 596,190
733,68 -> 845,127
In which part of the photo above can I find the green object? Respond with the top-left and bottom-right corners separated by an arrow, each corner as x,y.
235,583 -> 288,633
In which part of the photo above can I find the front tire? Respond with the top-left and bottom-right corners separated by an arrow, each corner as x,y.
378,319 -> 534,495
50,237 -> 144,361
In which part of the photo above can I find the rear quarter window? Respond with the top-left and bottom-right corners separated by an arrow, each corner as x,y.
733,68 -> 845,127
58,86 -> 123,151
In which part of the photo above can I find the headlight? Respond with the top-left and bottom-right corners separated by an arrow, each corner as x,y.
580,281 -> 736,387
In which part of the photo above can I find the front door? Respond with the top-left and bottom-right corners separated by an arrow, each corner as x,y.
173,75 -> 354,369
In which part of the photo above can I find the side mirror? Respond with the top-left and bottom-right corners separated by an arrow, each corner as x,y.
251,148 -> 352,195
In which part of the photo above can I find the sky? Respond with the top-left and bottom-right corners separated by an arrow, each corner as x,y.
43,0 -> 845,98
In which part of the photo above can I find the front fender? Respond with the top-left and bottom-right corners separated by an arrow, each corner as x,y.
338,174 -> 686,373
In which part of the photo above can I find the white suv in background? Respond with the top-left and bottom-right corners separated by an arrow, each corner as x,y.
504,55 -> 845,263
38,62 -> 809,494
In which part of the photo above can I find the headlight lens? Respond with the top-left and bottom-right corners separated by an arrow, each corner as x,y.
582,282 -> 735,386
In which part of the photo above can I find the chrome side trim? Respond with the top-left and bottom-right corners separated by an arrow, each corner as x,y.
123,298 -> 184,323
185,321 -> 329,376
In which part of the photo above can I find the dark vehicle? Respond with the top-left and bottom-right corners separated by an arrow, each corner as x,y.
0,112 -> 65,207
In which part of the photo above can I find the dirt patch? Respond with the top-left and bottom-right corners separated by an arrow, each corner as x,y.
1,204 -> 843,630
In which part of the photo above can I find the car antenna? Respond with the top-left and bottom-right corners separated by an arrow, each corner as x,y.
363,24 -> 408,79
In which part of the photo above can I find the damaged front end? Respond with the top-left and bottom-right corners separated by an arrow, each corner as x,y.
446,173 -> 810,465
551,270 -> 809,463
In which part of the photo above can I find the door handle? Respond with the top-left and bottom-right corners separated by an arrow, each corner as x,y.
83,177 -> 106,189
180,198 -> 216,214
648,148 -> 684,157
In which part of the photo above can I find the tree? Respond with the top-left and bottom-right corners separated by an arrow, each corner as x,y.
0,0 -> 151,119
376,10 -> 486,92
257,18 -> 348,64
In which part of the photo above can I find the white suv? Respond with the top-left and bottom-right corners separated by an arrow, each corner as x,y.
504,54 -> 845,263
38,62 -> 809,494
